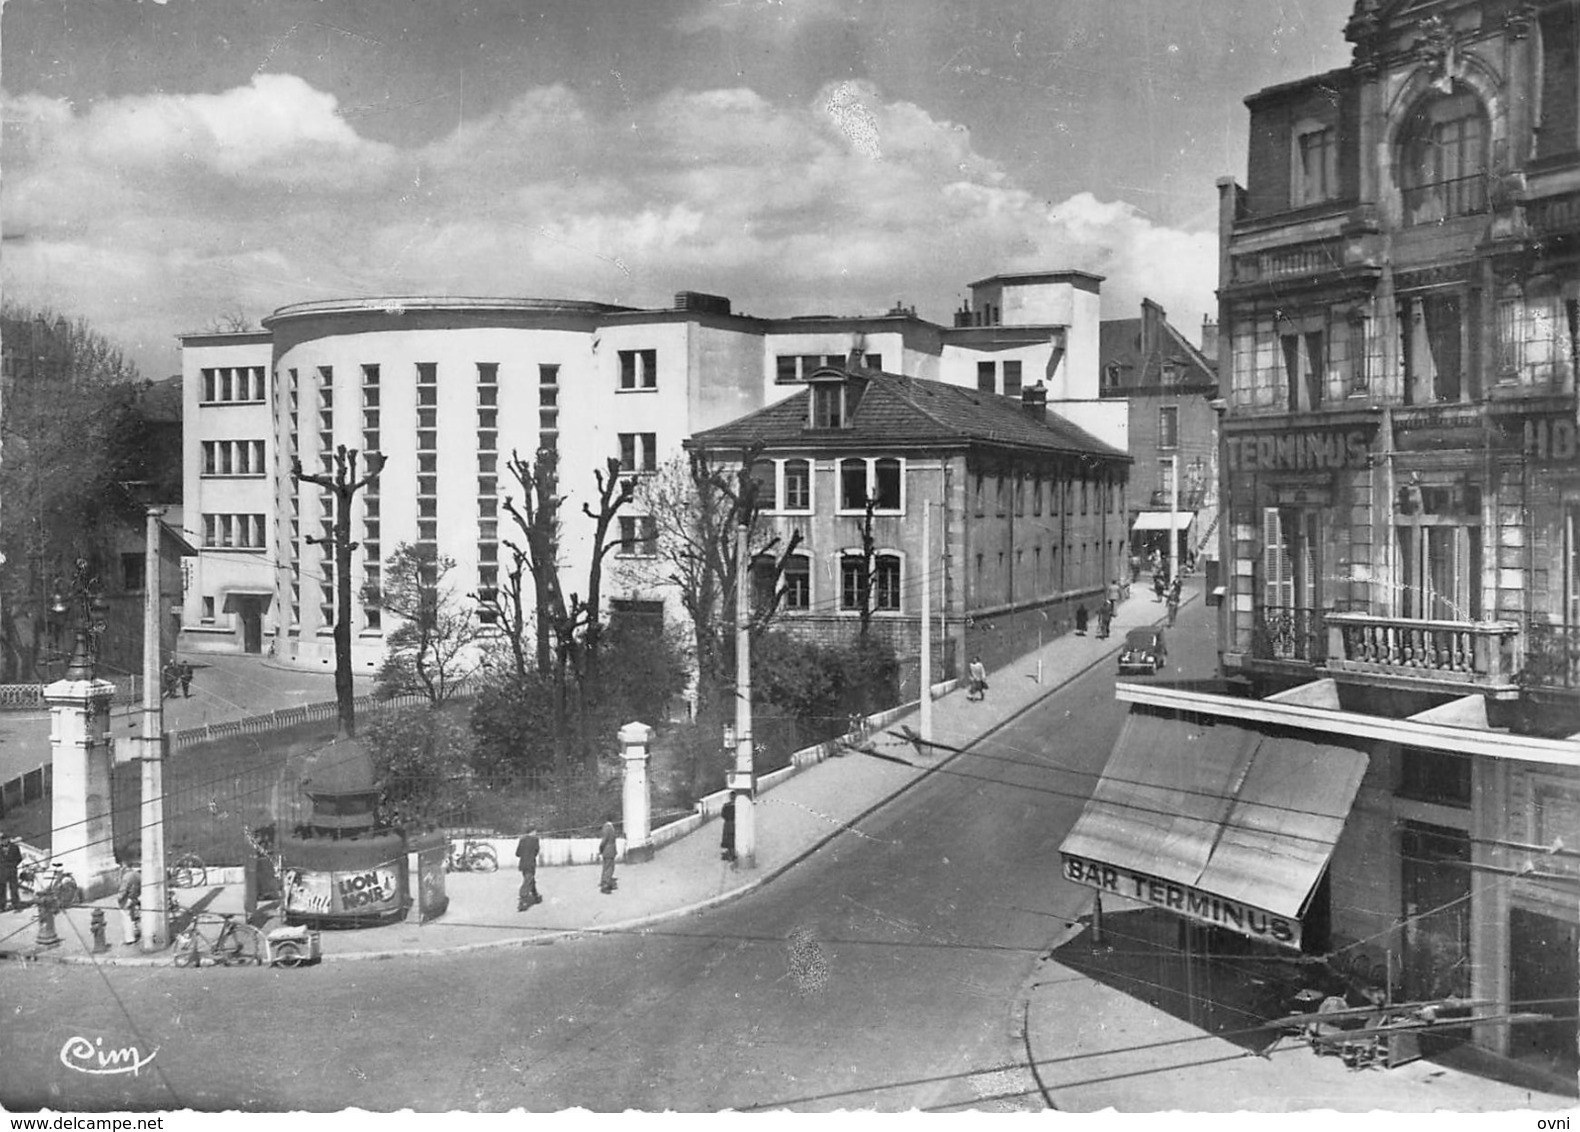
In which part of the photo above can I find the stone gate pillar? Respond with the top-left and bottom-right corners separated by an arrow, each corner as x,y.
46,670 -> 119,888
619,721 -> 653,863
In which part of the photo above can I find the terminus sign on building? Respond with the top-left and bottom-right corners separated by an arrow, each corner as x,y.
1061,855 -> 1302,948
1223,427 -> 1373,472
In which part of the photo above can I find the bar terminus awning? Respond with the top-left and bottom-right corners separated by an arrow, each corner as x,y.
1131,511 -> 1196,533
1059,707 -> 1368,951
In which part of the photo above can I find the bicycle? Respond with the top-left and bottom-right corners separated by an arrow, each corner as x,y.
446,836 -> 498,873
20,858 -> 79,910
167,853 -> 208,890
172,911 -> 267,967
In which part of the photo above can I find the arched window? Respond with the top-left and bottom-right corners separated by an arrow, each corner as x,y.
1398,90 -> 1488,224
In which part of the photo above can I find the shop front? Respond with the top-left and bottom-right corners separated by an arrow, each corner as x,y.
1060,705 -> 1369,956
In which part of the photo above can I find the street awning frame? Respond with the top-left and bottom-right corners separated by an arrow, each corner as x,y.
1059,708 -> 1368,949
1131,511 -> 1196,533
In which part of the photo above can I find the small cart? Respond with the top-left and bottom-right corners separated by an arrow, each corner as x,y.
267,924 -> 322,967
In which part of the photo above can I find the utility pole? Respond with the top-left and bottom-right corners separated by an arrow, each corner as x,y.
140,506 -> 168,951
1168,452 -> 1180,584
920,504 -> 932,745
293,445 -> 385,739
730,516 -> 756,869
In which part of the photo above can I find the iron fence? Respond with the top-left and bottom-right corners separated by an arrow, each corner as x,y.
1251,605 -> 1327,664
1521,619 -> 1580,690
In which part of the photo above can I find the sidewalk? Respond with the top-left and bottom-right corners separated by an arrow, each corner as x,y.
2,580 -> 1572,1111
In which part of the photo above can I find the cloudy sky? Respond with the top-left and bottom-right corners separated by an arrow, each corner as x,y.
3,0 -> 1355,380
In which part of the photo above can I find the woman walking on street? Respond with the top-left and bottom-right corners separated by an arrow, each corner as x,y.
598,821 -> 619,894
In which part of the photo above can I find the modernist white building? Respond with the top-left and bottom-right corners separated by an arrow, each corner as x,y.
179,272 -> 1127,671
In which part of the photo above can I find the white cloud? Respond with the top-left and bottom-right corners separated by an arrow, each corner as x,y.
2,74 -> 1218,377
10,75 -> 398,190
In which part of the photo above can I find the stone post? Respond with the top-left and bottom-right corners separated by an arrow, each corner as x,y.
45,671 -> 118,890
618,721 -> 653,863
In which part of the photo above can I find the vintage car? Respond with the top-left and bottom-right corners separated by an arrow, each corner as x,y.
1117,627 -> 1167,675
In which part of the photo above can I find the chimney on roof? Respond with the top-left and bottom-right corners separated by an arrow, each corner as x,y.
1021,381 -> 1048,422
1200,315 -> 1219,361
1141,298 -> 1166,360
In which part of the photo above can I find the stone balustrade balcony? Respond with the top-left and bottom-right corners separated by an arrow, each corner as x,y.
1323,612 -> 1521,695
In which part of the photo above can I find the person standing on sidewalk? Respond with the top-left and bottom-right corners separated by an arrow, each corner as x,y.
0,834 -> 22,912
515,826 -> 542,911
721,796 -> 737,863
178,660 -> 194,698
1167,576 -> 1182,627
117,860 -> 142,945
967,656 -> 988,701
598,821 -> 619,894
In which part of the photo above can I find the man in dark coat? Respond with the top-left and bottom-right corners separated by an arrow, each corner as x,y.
0,834 -> 22,912
598,821 -> 619,893
515,827 -> 541,910
720,796 -> 737,863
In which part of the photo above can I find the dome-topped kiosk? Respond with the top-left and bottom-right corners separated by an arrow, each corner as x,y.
277,738 -> 411,927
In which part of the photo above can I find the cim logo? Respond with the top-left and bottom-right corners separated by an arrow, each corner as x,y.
59,1034 -> 158,1077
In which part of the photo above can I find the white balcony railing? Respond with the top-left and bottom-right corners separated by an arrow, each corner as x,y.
1324,612 -> 1521,691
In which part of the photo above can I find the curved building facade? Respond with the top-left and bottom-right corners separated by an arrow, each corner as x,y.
179,274 -> 1123,675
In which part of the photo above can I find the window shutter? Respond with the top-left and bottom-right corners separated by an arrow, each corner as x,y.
1262,507 -> 1292,608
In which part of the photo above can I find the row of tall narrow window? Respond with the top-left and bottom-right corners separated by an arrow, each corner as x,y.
201,439 -> 266,475
1235,284 -> 1579,409
745,552 -> 902,613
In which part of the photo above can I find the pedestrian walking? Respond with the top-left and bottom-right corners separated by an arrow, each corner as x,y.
515,826 -> 542,911
160,660 -> 178,699
178,660 -> 193,698
1153,571 -> 1167,602
720,796 -> 737,863
0,833 -> 22,912
1097,598 -> 1114,640
1167,577 -> 1182,628
967,655 -> 988,701
598,820 -> 619,894
1129,553 -> 1141,584
117,861 -> 142,945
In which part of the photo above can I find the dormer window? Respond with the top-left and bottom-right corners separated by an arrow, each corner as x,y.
1291,120 -> 1338,207
810,381 -> 844,428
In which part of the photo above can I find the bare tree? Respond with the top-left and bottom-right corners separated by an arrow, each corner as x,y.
204,307 -> 254,333
495,449 -> 638,772
365,543 -> 483,706
631,448 -> 802,730
500,446 -> 569,676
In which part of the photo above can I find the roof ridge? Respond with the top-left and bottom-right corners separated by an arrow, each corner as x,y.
1161,320 -> 1216,374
